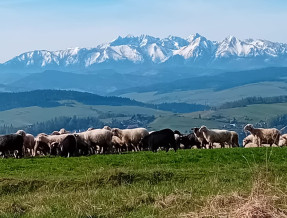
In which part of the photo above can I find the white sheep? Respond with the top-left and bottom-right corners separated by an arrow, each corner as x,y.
34,133 -> 68,156
112,128 -> 149,151
75,129 -> 113,154
199,126 -> 232,149
244,124 -> 280,147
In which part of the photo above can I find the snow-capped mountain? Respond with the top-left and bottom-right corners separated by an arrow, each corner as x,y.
2,33 -> 287,73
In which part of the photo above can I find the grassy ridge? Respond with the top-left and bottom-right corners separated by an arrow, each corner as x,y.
1,148 -> 287,217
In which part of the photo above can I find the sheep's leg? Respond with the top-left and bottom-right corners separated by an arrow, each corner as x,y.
209,142 -> 213,149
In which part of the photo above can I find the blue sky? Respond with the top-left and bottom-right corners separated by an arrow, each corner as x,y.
0,0 -> 287,62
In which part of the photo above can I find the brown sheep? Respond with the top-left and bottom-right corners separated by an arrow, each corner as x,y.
244,124 -> 280,147
112,128 -> 149,151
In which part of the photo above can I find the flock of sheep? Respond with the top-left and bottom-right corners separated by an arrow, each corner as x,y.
0,123 -> 286,158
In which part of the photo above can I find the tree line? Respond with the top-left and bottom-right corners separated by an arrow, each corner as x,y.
218,96 -> 287,109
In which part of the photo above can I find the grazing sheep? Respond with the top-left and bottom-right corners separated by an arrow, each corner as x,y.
112,128 -> 149,152
34,134 -> 68,156
244,124 -> 280,147
74,134 -> 90,155
50,135 -> 77,157
0,134 -> 24,158
230,131 -> 239,147
175,130 -> 201,149
192,127 -> 208,149
75,129 -> 113,154
199,126 -> 232,149
111,136 -> 126,153
16,130 -> 35,156
141,129 -> 177,152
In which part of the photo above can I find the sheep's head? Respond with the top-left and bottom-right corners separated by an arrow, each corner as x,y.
244,124 -> 254,132
59,128 -> 69,134
112,128 -> 121,137
103,126 -> 112,131
16,130 -> 26,137
199,126 -> 207,133
243,137 -> 252,147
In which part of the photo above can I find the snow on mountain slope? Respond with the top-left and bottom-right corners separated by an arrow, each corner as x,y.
2,34 -> 287,71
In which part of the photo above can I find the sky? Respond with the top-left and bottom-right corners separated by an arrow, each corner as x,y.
0,0 -> 287,63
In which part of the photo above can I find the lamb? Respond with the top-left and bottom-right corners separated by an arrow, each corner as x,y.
199,126 -> 232,149
243,134 -> 255,147
244,124 -> 280,147
112,128 -> 149,151
75,129 -> 113,154
16,130 -> 35,156
244,143 -> 259,148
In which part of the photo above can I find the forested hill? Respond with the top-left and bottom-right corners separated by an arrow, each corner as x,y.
0,90 -> 209,113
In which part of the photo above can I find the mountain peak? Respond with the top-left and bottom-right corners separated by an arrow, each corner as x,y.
186,33 -> 205,42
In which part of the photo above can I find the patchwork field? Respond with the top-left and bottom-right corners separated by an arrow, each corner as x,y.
1,148 -> 287,217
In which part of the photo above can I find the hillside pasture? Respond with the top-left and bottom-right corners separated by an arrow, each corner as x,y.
1,148 -> 287,217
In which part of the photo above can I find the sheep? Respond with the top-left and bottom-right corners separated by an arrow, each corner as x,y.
50,135 -> 77,157
75,129 -> 113,154
51,131 -> 60,135
230,131 -> 239,147
243,135 -> 255,147
16,130 -> 35,156
279,134 -> 287,147
59,128 -> 70,134
103,126 -> 112,131
199,126 -> 232,149
111,136 -> 126,153
34,134 -> 68,156
192,127 -> 208,149
244,124 -> 280,147
112,128 -> 149,152
244,143 -> 259,148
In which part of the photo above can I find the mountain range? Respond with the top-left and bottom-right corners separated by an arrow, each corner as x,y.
1,33 -> 287,74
